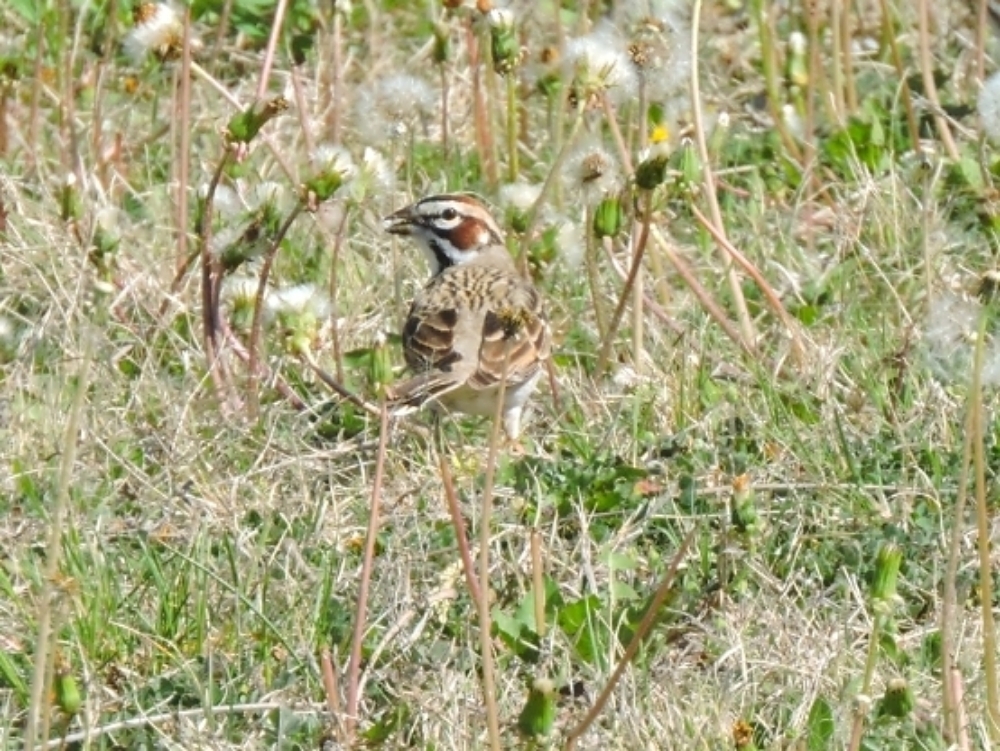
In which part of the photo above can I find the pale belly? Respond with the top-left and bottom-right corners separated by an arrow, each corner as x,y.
432,371 -> 542,418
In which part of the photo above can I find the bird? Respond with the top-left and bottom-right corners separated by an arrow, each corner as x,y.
382,193 -> 550,440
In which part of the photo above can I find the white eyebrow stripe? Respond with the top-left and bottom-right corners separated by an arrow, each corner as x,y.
415,195 -> 505,239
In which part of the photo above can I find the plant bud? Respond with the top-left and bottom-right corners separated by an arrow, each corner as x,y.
786,31 -> 808,89
592,194 -> 624,238
635,148 -> 669,190
731,473 -> 758,532
55,667 -> 82,717
678,139 -> 701,194
488,10 -> 518,75
369,331 -> 392,396
301,169 -> 345,205
871,542 -> 902,603
60,173 -> 80,222
516,676 -> 556,738
225,96 -> 289,146
432,22 -> 450,64
877,677 -> 915,719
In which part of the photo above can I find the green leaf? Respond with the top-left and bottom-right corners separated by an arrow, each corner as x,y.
557,595 -> 605,665
8,0 -> 40,23
806,696 -> 835,750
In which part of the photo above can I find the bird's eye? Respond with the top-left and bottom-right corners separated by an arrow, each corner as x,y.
441,208 -> 458,221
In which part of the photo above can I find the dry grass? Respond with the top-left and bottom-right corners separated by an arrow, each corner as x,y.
2,0 -> 1000,748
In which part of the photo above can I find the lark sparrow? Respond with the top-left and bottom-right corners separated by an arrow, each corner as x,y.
383,193 -> 550,439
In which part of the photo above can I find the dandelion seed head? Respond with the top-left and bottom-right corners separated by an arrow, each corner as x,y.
554,219 -> 585,269
613,364 -> 645,390
94,207 -> 121,236
268,283 -> 330,317
563,140 -> 622,206
638,16 -> 691,101
125,3 -> 184,62
221,275 -> 261,307
206,184 -> 242,217
921,291 -> 1000,387
499,181 -> 541,212
355,74 -> 434,144
979,71 -> 1000,143
340,147 -> 395,202
312,144 -> 356,177
487,8 -> 515,30
248,181 -> 292,213
209,225 -> 243,257
565,24 -> 638,103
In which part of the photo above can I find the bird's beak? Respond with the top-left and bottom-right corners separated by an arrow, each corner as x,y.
383,205 -> 416,235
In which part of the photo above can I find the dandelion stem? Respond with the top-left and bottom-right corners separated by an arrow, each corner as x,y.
877,0 -> 920,148
650,225 -> 751,357
175,6 -> 192,273
440,63 -> 450,161
467,20 -> 497,187
942,391 -> 976,744
24,330 -> 93,750
438,441 -> 483,612
838,0 -> 857,114
198,152 -> 241,412
330,7 -> 343,144
530,530 -> 546,638
595,189 -> 652,375
505,72 -> 518,182
971,310 -> 1000,739
247,203 -> 305,418
255,0 -> 289,99
749,0 -> 802,159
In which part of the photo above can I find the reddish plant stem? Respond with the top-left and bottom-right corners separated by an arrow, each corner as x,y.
344,400 -> 390,742
438,449 -> 484,612
565,528 -> 696,750
594,190 -> 652,375
256,0 -> 289,99
466,18 -> 496,187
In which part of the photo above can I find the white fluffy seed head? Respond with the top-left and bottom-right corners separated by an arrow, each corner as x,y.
354,74 -> 435,144
499,181 -> 542,212
565,24 -> 638,102
979,71 -> 1000,143
562,140 -> 622,207
125,3 -> 183,62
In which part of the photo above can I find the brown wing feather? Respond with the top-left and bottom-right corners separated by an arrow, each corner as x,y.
468,304 -> 548,389
393,264 -> 550,403
402,307 -> 461,372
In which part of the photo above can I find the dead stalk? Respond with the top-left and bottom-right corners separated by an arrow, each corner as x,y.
692,0 -> 756,350
477,345 -> 511,751
246,203 -> 305,417
344,399 -> 391,743
438,448 -> 484,612
594,190 -> 653,375
25,332 -> 93,749
565,527 -> 696,750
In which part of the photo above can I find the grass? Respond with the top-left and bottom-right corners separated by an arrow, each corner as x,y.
2,0 -> 1000,748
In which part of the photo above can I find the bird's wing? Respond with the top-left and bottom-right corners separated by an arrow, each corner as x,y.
466,291 -> 549,390
390,268 -> 550,404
